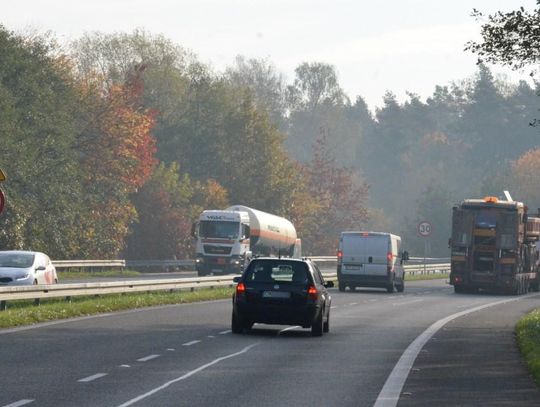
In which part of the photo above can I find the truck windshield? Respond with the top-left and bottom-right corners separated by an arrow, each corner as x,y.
475,209 -> 497,229
199,221 -> 240,239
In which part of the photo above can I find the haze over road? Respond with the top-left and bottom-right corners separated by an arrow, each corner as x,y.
1,279 -> 539,406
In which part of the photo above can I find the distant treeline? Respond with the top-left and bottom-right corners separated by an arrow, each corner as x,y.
0,27 -> 539,258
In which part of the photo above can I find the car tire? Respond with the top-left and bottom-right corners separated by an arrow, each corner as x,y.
323,311 -> 330,333
231,311 -> 244,334
338,282 -> 345,292
311,309 -> 324,337
396,279 -> 404,293
386,281 -> 395,293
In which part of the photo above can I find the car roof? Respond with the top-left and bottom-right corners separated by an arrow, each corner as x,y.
251,257 -> 312,263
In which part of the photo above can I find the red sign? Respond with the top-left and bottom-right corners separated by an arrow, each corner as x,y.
0,189 -> 5,215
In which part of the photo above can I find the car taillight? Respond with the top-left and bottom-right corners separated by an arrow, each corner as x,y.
337,250 -> 343,264
236,282 -> 246,296
308,285 -> 318,300
387,252 -> 393,262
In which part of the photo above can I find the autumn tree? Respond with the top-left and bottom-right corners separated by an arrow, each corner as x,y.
76,66 -> 157,257
0,27 -> 86,257
300,136 -> 369,255
126,163 -> 229,259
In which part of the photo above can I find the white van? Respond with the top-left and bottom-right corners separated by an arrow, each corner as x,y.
337,232 -> 409,293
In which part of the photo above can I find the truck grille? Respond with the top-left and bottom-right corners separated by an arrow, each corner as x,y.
204,245 -> 232,255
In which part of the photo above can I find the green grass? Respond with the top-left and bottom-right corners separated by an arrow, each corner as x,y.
58,269 -> 142,279
0,287 -> 234,329
406,272 -> 449,281
516,309 -> 540,387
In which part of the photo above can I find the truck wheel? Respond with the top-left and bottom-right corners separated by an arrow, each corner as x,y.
454,285 -> 465,294
311,310 -> 324,337
338,282 -> 345,292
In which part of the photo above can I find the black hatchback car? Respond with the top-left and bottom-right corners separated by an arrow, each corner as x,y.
231,257 -> 333,336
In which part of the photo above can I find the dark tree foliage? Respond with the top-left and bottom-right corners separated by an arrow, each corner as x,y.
466,4 -> 540,73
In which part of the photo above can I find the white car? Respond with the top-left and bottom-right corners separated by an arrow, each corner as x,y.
0,250 -> 58,285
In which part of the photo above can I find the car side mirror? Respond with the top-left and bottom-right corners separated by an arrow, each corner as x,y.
233,276 -> 241,283
35,266 -> 46,271
325,281 -> 334,288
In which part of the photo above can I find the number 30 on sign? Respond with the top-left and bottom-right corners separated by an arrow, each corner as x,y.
417,221 -> 431,237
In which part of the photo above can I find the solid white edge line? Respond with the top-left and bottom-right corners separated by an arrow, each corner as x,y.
137,354 -> 160,362
77,373 -> 108,383
182,340 -> 201,346
116,343 -> 258,407
2,400 -> 34,407
373,295 -> 532,407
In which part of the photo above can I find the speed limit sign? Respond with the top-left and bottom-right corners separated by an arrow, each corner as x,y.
417,221 -> 432,237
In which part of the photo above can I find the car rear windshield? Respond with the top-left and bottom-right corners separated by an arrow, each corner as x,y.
245,260 -> 310,284
0,253 -> 35,268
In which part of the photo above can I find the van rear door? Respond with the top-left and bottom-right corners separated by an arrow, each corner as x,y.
341,234 -> 389,277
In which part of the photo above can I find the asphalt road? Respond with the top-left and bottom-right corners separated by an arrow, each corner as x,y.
1,279 -> 539,407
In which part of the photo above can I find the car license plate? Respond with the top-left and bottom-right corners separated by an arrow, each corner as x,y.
346,265 -> 362,270
262,291 -> 290,299
217,258 -> 225,265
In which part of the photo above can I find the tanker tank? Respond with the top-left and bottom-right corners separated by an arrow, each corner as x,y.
226,205 -> 297,257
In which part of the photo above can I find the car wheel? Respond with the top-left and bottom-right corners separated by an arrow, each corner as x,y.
231,311 -> 244,334
386,281 -> 395,293
323,311 -> 330,333
396,279 -> 404,293
311,309 -> 324,337
338,282 -> 345,292
33,279 -> 38,285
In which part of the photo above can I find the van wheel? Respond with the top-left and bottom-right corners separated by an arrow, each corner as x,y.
338,282 -> 345,292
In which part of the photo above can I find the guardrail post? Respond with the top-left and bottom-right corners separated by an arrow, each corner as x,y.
34,298 -> 40,306
0,300 -> 6,311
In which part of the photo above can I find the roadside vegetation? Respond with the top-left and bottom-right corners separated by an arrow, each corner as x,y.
516,309 -> 540,387
0,288 -> 233,329
58,270 -> 142,279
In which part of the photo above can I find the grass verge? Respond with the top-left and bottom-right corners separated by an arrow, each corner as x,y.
516,309 -> 540,387
58,269 -> 142,279
406,272 -> 449,281
0,287 -> 233,329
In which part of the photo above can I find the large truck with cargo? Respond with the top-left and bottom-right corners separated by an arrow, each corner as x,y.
449,194 -> 540,294
192,205 -> 300,276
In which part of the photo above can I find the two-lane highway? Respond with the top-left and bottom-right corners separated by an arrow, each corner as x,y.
1,280 -> 539,407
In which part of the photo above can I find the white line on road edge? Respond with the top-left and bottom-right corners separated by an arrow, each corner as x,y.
2,400 -> 34,407
136,354 -> 160,362
182,340 -> 200,346
373,295 -> 529,407
116,343 -> 258,407
78,373 -> 108,383
218,330 -> 231,335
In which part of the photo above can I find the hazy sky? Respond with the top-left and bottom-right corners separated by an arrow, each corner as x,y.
2,0 -> 538,109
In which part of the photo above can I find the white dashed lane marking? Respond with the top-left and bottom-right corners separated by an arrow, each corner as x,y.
182,340 -> 201,346
2,400 -> 35,407
137,354 -> 160,362
78,373 -> 108,383
219,330 -> 232,335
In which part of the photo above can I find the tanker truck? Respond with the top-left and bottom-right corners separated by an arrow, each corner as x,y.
192,205 -> 300,276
